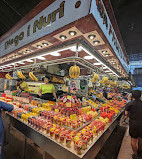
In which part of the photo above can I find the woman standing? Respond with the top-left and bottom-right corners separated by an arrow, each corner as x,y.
38,76 -> 57,101
123,90 -> 142,159
0,101 -> 13,159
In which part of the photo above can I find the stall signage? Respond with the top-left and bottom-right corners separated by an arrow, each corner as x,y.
0,0 -> 91,57
90,0 -> 129,73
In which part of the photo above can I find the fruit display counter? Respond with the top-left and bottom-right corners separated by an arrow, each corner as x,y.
0,93 -> 126,159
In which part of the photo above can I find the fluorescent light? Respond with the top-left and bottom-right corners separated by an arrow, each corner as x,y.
84,56 -> 94,59
105,70 -> 111,72
26,59 -> 33,62
69,45 -> 82,52
36,56 -> 46,60
18,63 -> 25,65
80,46 -> 119,77
16,61 -> 25,64
7,65 -> 13,67
50,52 -> 61,56
94,62 -> 102,65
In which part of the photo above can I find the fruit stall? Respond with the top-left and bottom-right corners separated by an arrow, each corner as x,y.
0,92 -> 126,159
0,0 -> 130,158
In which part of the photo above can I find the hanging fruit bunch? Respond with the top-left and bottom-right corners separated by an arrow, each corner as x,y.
17,70 -> 26,79
99,76 -> 109,85
110,81 -> 117,87
122,84 -> 130,89
29,72 -> 38,81
91,73 -> 99,83
5,73 -> 13,80
69,65 -> 80,78
118,84 -> 121,88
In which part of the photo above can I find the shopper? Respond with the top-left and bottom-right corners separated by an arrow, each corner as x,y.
38,76 -> 57,101
103,87 -> 108,99
122,92 -> 128,100
17,79 -> 29,92
123,90 -> 142,159
0,101 -> 13,159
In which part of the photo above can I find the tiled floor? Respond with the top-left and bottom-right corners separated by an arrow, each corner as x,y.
95,126 -> 126,159
117,126 -> 133,159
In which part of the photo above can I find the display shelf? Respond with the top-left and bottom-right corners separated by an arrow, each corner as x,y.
6,109 -> 123,159
62,114 -> 100,132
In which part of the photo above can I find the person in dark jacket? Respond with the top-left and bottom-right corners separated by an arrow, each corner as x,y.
0,101 -> 13,159
123,90 -> 142,159
103,87 -> 108,99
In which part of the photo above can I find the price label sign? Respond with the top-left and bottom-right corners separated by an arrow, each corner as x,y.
55,109 -> 59,113
70,114 -> 77,121
66,102 -> 71,107
67,96 -> 72,100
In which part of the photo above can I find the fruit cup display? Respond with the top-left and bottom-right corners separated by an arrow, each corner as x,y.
66,135 -> 72,148
75,140 -> 83,155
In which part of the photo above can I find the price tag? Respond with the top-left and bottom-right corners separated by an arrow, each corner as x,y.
67,96 -> 72,100
55,109 -> 59,113
70,114 -> 77,121
66,102 -> 71,107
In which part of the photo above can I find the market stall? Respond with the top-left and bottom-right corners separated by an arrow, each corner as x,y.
0,0 -> 130,158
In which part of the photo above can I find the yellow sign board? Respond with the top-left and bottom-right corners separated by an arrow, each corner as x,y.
70,114 -> 77,121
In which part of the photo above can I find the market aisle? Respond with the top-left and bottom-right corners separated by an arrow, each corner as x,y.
117,127 -> 133,159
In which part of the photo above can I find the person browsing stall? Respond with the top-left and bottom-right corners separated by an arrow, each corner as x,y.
17,79 -> 29,92
38,76 -> 57,101
0,101 -> 13,159
123,90 -> 142,159
103,87 -> 108,99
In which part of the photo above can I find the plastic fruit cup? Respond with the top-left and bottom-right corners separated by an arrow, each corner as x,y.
66,137 -> 71,148
55,133 -> 60,141
46,126 -> 51,134
60,134 -> 65,144
50,130 -> 54,138
75,141 -> 83,155
82,139 -> 88,150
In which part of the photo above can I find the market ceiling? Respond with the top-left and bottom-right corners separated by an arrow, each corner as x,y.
0,0 -> 42,37
110,0 -> 142,56
1,0 -> 142,57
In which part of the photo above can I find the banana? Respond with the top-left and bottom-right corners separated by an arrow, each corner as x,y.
29,72 -> 38,81
76,65 -> 80,76
8,74 -> 13,80
72,65 -> 76,78
69,66 -> 73,78
20,71 -> 26,79
17,71 -> 22,78
75,65 -> 80,78
32,72 -> 38,82
5,74 -> 13,80
29,72 -> 35,81
17,71 -> 26,79
5,74 -> 9,79
69,65 -> 80,78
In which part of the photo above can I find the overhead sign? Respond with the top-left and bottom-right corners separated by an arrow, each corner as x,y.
90,0 -> 129,73
0,0 -> 91,57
